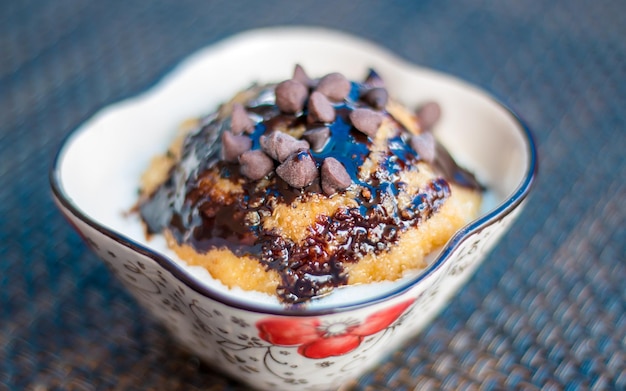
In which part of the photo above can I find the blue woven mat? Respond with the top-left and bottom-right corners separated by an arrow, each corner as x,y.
1,1 -> 624,389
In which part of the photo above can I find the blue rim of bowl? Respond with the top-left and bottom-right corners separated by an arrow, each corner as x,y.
50,72 -> 537,318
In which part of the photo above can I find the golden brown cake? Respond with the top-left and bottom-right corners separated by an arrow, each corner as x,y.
138,66 -> 483,304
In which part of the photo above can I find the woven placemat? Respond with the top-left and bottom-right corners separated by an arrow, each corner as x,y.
1,1 -> 624,390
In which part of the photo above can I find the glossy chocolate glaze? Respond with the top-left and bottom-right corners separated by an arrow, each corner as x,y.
139,75 -> 481,304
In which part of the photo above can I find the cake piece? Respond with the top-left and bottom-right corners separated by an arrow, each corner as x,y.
138,66 -> 483,304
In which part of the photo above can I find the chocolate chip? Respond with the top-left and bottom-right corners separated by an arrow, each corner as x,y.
221,130 -> 252,162
275,79 -> 308,113
360,87 -> 388,110
410,132 -> 436,163
321,157 -> 352,195
415,101 -> 441,131
363,68 -> 385,88
307,91 -> 336,123
276,150 -> 318,188
349,108 -> 384,138
315,72 -> 351,101
302,126 -> 330,151
230,103 -> 255,135
293,64 -> 316,88
260,131 -> 310,163
239,150 -> 274,180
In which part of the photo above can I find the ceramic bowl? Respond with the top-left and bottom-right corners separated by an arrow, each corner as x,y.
50,27 -> 536,390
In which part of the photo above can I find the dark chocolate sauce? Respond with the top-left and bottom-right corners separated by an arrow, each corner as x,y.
139,81 -> 481,304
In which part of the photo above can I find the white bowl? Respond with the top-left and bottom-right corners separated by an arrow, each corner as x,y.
50,27 -> 536,390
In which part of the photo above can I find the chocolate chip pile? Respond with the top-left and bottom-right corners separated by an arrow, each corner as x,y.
219,66 -> 394,195
139,65 -> 483,304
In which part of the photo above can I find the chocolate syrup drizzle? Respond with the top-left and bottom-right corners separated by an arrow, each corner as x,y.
140,76 -> 482,304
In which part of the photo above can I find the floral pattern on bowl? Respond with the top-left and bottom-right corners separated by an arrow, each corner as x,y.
257,299 -> 415,359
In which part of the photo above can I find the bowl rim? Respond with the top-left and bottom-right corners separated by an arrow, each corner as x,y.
49,26 -> 538,316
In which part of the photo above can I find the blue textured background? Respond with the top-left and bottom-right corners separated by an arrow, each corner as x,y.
1,1 -> 624,389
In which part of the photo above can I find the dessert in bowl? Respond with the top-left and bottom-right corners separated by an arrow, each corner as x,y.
50,27 -> 536,390
137,64 -> 485,306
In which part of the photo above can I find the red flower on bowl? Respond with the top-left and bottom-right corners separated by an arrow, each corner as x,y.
256,300 -> 414,359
